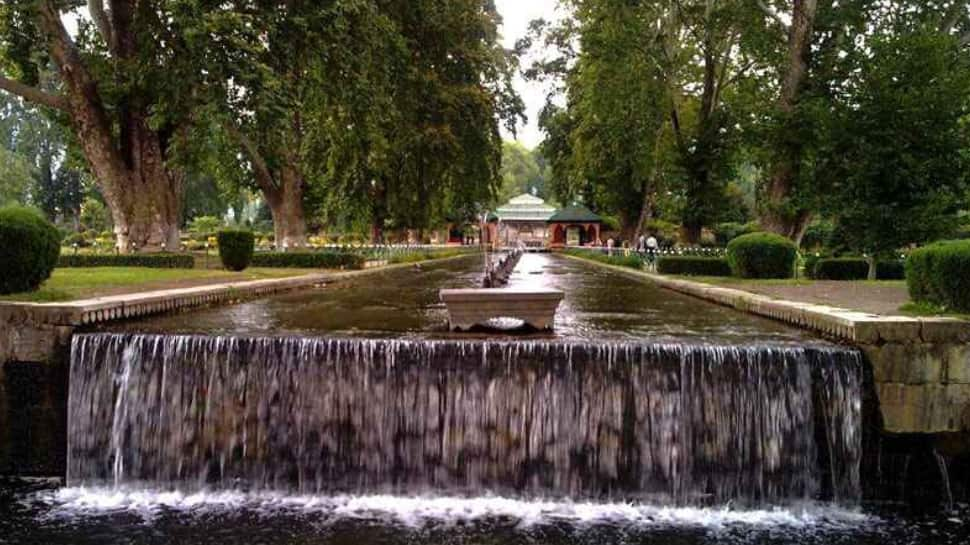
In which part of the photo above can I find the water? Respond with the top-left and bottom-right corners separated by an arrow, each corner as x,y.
67,334 -> 862,505
102,253 -> 811,343
4,253 -> 969,543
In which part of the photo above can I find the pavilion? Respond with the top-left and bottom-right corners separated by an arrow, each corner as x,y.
482,193 -> 602,249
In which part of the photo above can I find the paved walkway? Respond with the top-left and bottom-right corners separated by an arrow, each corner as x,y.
710,280 -> 910,316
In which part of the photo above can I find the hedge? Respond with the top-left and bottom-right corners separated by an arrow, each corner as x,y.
726,232 -> 797,279
217,230 -> 255,271
0,206 -> 62,294
810,257 -> 906,280
563,248 -> 643,269
657,256 -> 731,276
906,240 -> 970,312
58,253 -> 196,269
250,251 -> 365,269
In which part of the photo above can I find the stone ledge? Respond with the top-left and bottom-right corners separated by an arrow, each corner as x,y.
560,254 -> 970,345
0,253 -> 474,330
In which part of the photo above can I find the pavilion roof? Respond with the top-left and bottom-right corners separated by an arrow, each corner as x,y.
548,204 -> 603,223
495,193 -> 557,222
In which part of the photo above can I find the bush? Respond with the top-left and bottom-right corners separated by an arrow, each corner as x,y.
0,206 -> 62,294
726,232 -> 797,279
58,253 -> 195,269
810,257 -> 906,280
644,219 -> 680,247
906,240 -> 970,312
63,232 -> 92,248
657,256 -> 731,276
217,230 -> 255,272
251,251 -> 365,269
713,221 -> 759,247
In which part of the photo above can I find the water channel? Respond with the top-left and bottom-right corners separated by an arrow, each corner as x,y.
1,254 -> 967,544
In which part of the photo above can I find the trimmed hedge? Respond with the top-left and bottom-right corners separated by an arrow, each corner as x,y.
657,256 -> 731,276
563,248 -> 643,269
0,206 -> 62,294
810,257 -> 906,280
726,232 -> 797,279
58,253 -> 196,269
906,240 -> 970,312
250,251 -> 365,269
217,230 -> 255,271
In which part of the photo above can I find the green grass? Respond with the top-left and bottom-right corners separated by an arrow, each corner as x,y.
898,301 -> 970,320
0,267 -> 312,303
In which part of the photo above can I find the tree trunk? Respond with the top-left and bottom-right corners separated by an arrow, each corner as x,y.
370,182 -> 388,244
682,222 -> 703,245
866,256 -> 877,281
32,1 -> 183,253
760,0 -> 818,243
266,164 -> 307,250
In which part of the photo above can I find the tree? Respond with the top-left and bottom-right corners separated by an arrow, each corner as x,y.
363,0 -> 522,242
498,141 -> 546,203
0,1 -> 213,251
820,30 -> 970,279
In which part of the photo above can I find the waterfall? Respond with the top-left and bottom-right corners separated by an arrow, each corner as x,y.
67,333 -> 862,506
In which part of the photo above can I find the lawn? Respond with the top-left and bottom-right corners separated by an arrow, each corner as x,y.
0,267 -> 313,303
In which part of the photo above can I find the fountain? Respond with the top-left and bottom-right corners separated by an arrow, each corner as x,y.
68,333 -> 862,505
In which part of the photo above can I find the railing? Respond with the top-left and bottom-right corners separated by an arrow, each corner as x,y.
570,245 -> 727,258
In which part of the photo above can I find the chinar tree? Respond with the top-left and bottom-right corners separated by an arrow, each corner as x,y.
528,0 -> 765,242
819,28 -> 970,279
202,0 -> 399,248
363,0 -> 523,243
0,0 -> 213,251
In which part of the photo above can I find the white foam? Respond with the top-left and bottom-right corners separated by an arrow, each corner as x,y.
32,488 -> 875,530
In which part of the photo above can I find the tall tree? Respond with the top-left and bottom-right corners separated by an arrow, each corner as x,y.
0,1 -> 210,251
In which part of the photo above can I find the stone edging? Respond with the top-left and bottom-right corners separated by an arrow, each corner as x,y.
560,253 -> 970,345
0,253 -> 474,329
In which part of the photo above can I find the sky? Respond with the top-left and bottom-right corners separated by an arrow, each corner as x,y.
494,0 -> 562,149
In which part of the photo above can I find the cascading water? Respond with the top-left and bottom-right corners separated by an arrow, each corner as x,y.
67,333 -> 863,507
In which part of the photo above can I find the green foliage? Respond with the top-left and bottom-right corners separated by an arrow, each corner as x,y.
79,198 -> 111,232
713,221 -> 759,247
726,232 -> 797,279
811,258 -> 905,281
906,241 -> 970,312
250,251 -> 365,270
387,248 -> 468,264
217,230 -> 255,272
819,30 -> 970,260
498,142 -> 548,203
0,205 -> 61,293
188,216 -> 223,236
562,248 -> 642,270
657,256 -> 731,277
58,254 -> 195,269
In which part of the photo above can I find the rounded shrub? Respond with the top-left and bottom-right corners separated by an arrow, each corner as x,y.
217,229 -> 255,271
726,232 -> 797,279
0,206 -> 61,294
906,240 -> 970,312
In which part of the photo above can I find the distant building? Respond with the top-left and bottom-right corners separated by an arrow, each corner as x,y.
482,193 -> 602,249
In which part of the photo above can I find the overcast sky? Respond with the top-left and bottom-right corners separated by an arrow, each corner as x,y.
494,0 -> 562,149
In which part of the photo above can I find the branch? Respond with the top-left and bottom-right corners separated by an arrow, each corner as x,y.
222,120 -> 279,196
961,30 -> 970,47
87,0 -> 115,50
0,75 -> 68,111
756,0 -> 789,34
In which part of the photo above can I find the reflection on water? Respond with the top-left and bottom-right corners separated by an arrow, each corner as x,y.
103,253 -> 810,344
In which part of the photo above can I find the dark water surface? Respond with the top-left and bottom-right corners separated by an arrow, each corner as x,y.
102,253 -> 811,343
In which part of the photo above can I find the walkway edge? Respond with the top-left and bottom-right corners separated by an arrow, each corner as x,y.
560,253 -> 970,345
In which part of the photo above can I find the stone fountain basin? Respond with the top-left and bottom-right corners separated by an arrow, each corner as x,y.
439,288 -> 564,331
